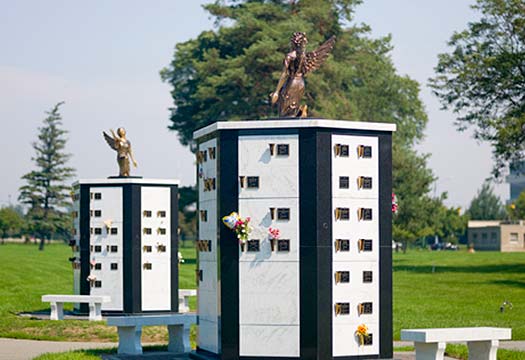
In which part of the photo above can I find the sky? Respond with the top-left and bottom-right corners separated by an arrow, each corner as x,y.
0,0 -> 509,209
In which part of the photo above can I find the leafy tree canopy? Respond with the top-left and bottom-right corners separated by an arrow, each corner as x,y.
392,144 -> 436,244
430,0 -> 525,177
161,0 -> 427,148
161,0 -> 453,247
0,207 -> 25,242
508,189 -> 525,220
18,102 -> 75,250
466,182 -> 506,220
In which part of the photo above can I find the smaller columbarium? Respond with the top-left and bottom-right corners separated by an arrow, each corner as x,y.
70,177 -> 179,314
192,119 -> 395,360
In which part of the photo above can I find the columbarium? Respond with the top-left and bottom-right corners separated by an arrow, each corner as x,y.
69,128 -> 180,314
70,178 -> 179,314
191,118 -> 395,360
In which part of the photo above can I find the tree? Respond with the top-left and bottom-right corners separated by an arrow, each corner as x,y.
18,102 -> 75,250
161,0 -> 427,149
508,190 -> 525,220
178,186 -> 198,244
429,0 -> 525,177
0,207 -> 25,244
392,144 -> 437,251
432,199 -> 467,244
161,0 -> 437,250
466,182 -> 506,220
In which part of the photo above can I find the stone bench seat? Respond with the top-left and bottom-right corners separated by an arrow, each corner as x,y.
401,327 -> 512,360
41,294 -> 110,321
107,313 -> 197,355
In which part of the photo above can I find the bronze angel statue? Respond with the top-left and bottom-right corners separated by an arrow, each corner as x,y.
270,32 -> 336,117
103,128 -> 138,177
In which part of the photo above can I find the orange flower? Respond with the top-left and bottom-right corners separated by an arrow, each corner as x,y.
355,324 -> 369,346
356,324 -> 368,335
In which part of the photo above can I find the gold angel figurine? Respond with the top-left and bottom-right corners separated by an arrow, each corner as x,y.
103,128 -> 138,177
270,32 -> 336,117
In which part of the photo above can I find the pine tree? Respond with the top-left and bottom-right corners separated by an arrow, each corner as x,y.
466,182 -> 506,220
18,102 -> 75,250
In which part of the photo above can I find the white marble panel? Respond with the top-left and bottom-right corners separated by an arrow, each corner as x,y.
332,322 -> 379,357
198,138 -> 217,202
141,258 -> 171,311
239,261 -> 299,294
239,261 -> 299,325
332,198 -> 379,262
198,199 -> 217,262
89,187 -> 123,222
141,187 -> 171,255
238,198 -> 299,262
90,258 -> 123,311
198,260 -> 218,292
238,135 -> 299,199
198,319 -> 219,354
239,325 -> 300,357
332,168 -> 379,200
331,134 -> 378,170
332,261 -> 379,325
332,135 -> 379,200
197,288 -> 219,323
73,268 -> 81,310
239,291 -> 299,325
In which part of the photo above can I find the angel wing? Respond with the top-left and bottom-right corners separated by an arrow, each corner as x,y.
103,131 -> 118,151
303,35 -> 336,75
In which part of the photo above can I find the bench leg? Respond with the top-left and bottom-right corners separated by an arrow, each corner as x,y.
49,302 -> 64,320
414,341 -> 446,360
183,297 -> 190,313
168,324 -> 190,353
468,339 -> 499,360
178,297 -> 189,313
88,302 -> 102,321
117,326 -> 142,355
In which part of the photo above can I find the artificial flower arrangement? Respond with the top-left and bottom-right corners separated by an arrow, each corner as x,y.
355,324 -> 369,346
86,274 -> 97,287
222,212 -> 252,250
392,193 -> 398,214
268,227 -> 280,251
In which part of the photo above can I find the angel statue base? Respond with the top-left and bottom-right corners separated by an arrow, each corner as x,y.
270,32 -> 336,118
103,128 -> 138,177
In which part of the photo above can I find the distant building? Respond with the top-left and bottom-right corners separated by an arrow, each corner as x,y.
468,220 -> 525,252
507,161 -> 525,203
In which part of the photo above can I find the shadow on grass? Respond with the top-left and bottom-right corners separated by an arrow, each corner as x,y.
491,279 -> 525,289
394,263 -> 525,274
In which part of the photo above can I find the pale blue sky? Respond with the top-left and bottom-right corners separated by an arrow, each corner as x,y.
0,0 -> 507,208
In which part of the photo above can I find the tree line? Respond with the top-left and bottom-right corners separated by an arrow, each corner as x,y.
7,0 -> 524,251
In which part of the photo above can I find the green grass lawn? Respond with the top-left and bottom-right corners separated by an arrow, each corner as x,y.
393,250 -> 525,340
1,243 -> 524,346
0,243 -> 197,342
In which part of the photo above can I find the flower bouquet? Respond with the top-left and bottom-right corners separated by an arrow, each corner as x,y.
268,227 -> 280,251
86,274 -> 97,287
355,324 -> 369,346
392,193 -> 398,214
222,212 -> 251,251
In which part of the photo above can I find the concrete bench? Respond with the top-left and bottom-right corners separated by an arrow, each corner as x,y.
401,327 -> 512,360
41,295 -> 110,321
106,313 -> 196,355
178,289 -> 196,313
